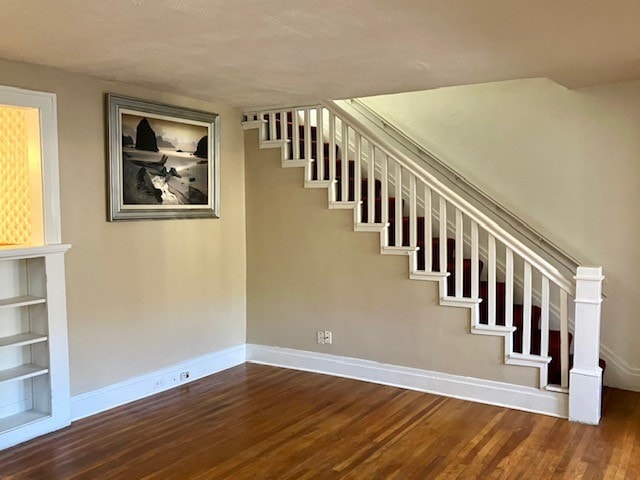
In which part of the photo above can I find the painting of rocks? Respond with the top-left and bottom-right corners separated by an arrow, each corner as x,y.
120,113 -> 209,206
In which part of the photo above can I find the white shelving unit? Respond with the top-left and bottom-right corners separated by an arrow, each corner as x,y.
0,245 -> 71,449
0,85 -> 70,450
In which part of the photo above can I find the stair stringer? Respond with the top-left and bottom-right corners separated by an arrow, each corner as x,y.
244,120 -> 554,391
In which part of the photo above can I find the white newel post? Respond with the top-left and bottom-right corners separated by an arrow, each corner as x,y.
569,266 -> 604,424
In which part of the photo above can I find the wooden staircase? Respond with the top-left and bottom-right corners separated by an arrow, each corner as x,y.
243,105 -> 605,423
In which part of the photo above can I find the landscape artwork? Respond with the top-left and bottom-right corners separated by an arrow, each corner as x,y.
121,114 -> 208,206
108,95 -> 220,221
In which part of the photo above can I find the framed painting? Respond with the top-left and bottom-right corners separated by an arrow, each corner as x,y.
107,94 -> 220,221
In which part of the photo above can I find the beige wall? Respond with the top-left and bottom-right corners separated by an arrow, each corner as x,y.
244,129 -> 538,388
360,79 -> 640,390
0,58 -> 247,395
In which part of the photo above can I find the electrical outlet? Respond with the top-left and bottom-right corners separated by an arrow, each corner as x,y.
153,378 -> 164,389
180,371 -> 190,382
317,330 -> 332,344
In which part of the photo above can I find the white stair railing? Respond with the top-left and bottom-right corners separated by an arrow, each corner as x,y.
243,103 -> 604,423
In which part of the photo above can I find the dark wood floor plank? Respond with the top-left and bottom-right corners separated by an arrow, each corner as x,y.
0,363 -> 638,479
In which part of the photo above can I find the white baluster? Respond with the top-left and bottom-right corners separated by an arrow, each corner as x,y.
269,112 -> 276,141
471,220 -> 479,298
281,110 -> 289,159
488,234 -> 496,326
316,107 -> 324,181
368,143 -> 375,223
354,133 -> 362,221
455,209 -> 463,298
381,154 -> 389,233
293,109 -> 300,160
304,108 -> 312,173
259,111 -> 267,141
394,162 -> 402,246
540,276 -> 550,388
341,123 -> 349,201
505,248 -> 514,329
305,111 -> 312,181
424,185 -> 433,272
328,112 -> 336,200
560,289 -> 569,388
522,261 -> 532,355
540,277 -> 550,357
409,174 -> 417,248
439,197 -> 447,275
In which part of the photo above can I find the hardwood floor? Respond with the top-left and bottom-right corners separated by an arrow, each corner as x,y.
0,364 -> 638,479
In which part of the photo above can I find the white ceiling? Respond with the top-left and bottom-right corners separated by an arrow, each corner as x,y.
0,0 -> 639,108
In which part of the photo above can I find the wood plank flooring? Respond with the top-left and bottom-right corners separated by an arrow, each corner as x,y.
0,363 -> 639,479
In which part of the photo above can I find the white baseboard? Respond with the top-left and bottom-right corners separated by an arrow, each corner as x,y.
71,344 -> 246,421
71,341 -> 636,424
246,344 -> 568,418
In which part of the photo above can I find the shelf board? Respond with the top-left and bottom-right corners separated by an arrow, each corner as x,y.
0,333 -> 48,349
0,364 -> 49,385
0,295 -> 46,309
0,410 -> 50,434
0,243 -> 71,260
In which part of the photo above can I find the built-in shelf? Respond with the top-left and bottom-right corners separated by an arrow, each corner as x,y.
0,295 -> 46,309
0,410 -> 49,433
0,333 -> 48,349
0,87 -> 70,449
0,364 -> 49,385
